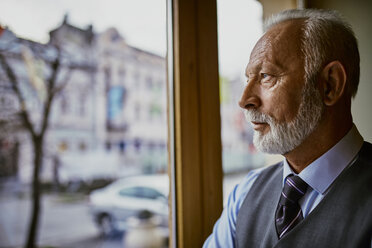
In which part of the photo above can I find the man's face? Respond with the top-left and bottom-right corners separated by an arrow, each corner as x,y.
239,20 -> 323,154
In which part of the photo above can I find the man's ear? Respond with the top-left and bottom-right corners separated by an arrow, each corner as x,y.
320,61 -> 347,106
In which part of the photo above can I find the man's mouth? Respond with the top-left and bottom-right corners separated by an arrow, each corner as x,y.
251,121 -> 269,131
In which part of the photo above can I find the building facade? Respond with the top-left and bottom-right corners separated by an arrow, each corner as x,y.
0,15 -> 263,184
0,16 -> 167,184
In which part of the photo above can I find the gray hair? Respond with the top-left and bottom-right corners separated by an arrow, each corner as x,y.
265,9 -> 360,98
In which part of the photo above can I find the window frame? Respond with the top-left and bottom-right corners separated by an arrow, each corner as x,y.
167,0 -> 223,247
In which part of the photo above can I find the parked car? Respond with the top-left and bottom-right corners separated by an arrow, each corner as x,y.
88,174 -> 169,236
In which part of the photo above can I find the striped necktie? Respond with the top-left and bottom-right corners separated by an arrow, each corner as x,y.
275,175 -> 308,239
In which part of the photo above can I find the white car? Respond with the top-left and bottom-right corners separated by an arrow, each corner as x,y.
89,174 -> 169,236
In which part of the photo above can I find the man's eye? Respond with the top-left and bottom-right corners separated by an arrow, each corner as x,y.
261,73 -> 270,79
260,73 -> 276,86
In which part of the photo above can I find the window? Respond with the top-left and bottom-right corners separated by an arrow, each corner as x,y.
119,187 -> 141,198
134,102 -> 141,120
0,1 -> 168,247
118,186 -> 165,200
141,187 -> 164,200
104,67 -> 112,91
78,142 -> 86,151
146,76 -> 153,89
170,0 -> 223,246
58,141 -> 68,152
105,141 -> 111,151
133,72 -> 140,88
217,1 -> 285,212
217,0 -> 269,204
79,93 -> 86,116
0,0 -> 271,247
60,94 -> 69,115
119,67 -> 126,82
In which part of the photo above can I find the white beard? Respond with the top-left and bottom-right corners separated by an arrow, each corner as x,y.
244,81 -> 323,154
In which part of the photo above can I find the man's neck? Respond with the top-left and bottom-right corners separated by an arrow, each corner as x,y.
284,120 -> 353,174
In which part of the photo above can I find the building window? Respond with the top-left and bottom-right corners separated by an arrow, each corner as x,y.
104,66 -> 112,92
105,141 -> 111,151
134,72 -> 140,88
149,103 -> 162,120
146,76 -> 153,89
79,142 -> 86,151
119,68 -> 126,83
58,141 -> 68,152
134,102 -> 141,120
119,141 -> 126,153
60,94 -> 69,115
79,93 -> 86,116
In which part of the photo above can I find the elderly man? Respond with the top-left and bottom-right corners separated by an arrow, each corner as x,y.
203,9 -> 372,248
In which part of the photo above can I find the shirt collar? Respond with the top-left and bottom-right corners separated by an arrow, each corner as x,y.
283,124 -> 364,194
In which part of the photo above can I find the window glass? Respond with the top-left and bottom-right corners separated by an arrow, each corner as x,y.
119,187 -> 141,198
141,187 -> 164,199
217,0 -> 282,204
0,0 -> 168,247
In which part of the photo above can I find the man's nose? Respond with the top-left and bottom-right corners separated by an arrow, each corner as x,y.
238,81 -> 261,109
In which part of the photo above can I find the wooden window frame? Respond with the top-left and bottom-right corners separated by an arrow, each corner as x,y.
167,0 -> 223,247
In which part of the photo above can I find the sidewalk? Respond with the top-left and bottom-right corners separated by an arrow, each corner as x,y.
0,183 -> 100,248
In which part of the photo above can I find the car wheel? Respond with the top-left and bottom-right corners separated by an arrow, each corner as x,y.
99,214 -> 115,237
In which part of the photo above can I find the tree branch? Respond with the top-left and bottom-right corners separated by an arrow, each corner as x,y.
51,66 -> 72,96
0,52 -> 36,138
40,48 -> 62,135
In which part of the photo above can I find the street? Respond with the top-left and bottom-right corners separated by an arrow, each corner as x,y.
0,190 -> 123,248
0,173 -> 246,248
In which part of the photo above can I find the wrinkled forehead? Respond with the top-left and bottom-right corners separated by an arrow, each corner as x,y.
249,19 -> 305,65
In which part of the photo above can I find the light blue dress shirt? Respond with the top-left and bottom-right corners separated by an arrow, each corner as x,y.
203,125 -> 364,248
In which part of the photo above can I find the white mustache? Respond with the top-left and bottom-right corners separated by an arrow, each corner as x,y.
243,109 -> 273,124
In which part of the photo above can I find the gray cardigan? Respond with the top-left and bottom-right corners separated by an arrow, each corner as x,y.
236,142 -> 372,248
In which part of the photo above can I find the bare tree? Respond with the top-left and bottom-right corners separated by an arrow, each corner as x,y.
0,42 -> 71,248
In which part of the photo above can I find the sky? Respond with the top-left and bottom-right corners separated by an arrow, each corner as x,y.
0,0 -> 262,77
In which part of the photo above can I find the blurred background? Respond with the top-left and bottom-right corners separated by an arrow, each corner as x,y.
4,0 -> 370,247
0,0 -> 275,247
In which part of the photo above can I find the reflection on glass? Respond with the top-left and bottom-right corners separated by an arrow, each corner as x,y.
217,0 -> 282,204
0,1 -> 168,247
